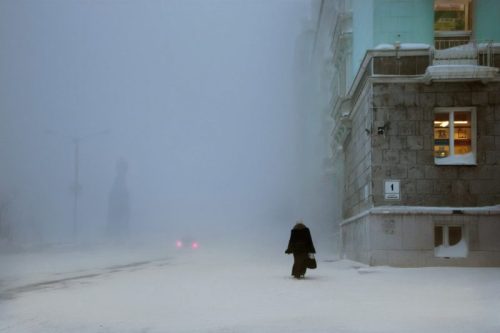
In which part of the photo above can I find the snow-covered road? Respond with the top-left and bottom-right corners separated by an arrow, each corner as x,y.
1,243 -> 500,333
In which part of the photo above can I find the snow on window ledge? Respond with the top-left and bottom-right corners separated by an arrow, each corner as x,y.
434,153 -> 476,165
435,239 -> 468,258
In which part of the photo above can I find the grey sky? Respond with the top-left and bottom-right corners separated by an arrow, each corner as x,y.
0,0 -> 318,242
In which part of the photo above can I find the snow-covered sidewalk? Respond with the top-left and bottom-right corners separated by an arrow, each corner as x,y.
1,243 -> 500,333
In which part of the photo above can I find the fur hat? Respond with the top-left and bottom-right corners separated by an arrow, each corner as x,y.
293,219 -> 306,229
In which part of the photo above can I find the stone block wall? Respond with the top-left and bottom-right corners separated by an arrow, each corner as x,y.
342,86 -> 373,218
370,81 -> 500,207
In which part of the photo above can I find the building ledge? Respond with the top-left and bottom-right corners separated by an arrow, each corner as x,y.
340,205 -> 500,226
423,64 -> 499,83
371,205 -> 500,215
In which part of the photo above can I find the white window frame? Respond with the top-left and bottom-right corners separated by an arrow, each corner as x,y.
434,107 -> 477,165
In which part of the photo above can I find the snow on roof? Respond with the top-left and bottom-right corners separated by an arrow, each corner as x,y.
478,42 -> 500,50
400,43 -> 432,50
424,64 -> 499,81
373,43 -> 431,50
374,43 -> 396,50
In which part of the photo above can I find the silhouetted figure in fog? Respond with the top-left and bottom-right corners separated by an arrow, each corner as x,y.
107,158 -> 130,238
285,220 -> 316,279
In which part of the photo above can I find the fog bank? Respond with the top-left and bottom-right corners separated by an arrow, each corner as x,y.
0,0 -> 336,251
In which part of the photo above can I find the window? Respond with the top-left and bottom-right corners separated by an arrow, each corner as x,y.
434,225 -> 467,258
434,0 -> 473,49
434,0 -> 472,32
434,107 -> 476,165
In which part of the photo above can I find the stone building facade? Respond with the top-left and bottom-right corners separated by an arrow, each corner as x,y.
342,77 -> 500,266
311,0 -> 500,266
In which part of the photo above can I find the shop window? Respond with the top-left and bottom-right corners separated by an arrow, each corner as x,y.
434,224 -> 467,258
434,107 -> 476,165
434,0 -> 473,49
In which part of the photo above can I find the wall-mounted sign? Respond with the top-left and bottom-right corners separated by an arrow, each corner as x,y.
384,180 -> 400,200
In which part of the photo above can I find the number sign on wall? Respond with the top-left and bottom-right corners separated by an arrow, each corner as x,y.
384,180 -> 400,200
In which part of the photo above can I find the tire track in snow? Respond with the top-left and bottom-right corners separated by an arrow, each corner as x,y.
0,258 -> 171,301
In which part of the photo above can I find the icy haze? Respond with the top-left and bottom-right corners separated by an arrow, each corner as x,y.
1,2 -> 500,333
0,0 -> 336,248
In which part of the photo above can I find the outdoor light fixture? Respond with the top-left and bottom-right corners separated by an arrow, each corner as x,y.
377,121 -> 390,135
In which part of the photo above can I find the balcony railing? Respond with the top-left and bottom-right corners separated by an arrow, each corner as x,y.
367,41 -> 498,77
434,31 -> 472,50
432,40 -> 496,67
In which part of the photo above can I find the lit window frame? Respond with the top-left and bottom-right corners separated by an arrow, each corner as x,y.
434,107 -> 477,166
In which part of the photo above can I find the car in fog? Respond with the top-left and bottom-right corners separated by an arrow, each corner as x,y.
175,237 -> 199,250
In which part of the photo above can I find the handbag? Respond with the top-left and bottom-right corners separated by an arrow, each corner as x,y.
306,253 -> 317,269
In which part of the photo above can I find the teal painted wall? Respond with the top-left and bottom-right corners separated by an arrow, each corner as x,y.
473,0 -> 500,42
350,0 -> 434,89
373,0 -> 434,46
351,0 -> 374,87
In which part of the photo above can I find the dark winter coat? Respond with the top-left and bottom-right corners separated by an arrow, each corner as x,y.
285,223 -> 316,254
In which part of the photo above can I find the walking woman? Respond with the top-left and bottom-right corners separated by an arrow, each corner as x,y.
285,220 -> 316,279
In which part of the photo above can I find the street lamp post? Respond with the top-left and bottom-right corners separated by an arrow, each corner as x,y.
47,129 -> 109,241
71,138 -> 81,240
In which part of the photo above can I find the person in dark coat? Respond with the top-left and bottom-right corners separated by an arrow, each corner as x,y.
285,220 -> 316,279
